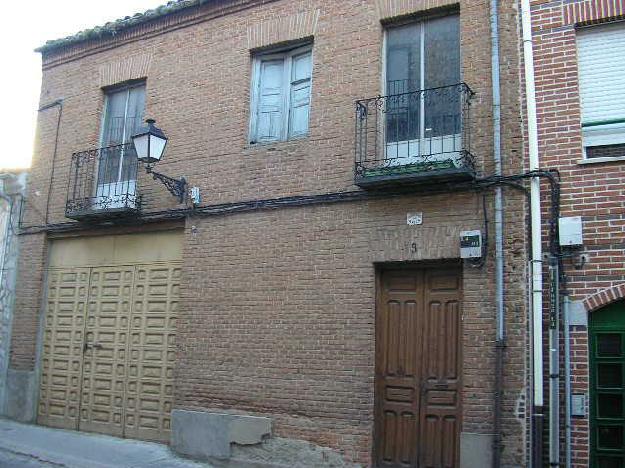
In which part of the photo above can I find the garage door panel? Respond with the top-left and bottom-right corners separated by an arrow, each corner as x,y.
124,263 -> 180,442
80,266 -> 134,437
38,267 -> 91,430
39,233 -> 181,441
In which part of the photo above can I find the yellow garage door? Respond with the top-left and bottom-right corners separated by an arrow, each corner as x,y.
37,231 -> 182,442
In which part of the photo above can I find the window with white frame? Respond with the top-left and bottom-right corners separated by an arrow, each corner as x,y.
97,82 -> 145,206
249,45 -> 313,144
384,14 -> 461,164
577,22 -> 625,159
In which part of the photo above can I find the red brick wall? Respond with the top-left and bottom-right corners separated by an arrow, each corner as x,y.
14,0 -> 529,465
527,0 -> 625,465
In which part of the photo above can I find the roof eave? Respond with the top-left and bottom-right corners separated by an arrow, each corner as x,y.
35,0 -> 203,54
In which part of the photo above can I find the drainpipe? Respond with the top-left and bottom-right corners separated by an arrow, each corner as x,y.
490,0 -> 505,466
548,257 -> 560,467
520,1 -> 545,466
563,294 -> 572,468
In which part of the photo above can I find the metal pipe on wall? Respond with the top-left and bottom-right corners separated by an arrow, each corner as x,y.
519,1 -> 545,466
38,99 -> 64,226
563,295 -> 572,468
549,257 -> 560,467
489,0 -> 505,465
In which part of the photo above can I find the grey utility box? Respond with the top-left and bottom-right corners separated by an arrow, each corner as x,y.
559,216 -> 584,247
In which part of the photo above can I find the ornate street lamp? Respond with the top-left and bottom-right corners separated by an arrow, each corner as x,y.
132,119 -> 187,203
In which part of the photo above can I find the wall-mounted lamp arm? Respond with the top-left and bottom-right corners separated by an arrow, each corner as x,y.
145,165 -> 186,203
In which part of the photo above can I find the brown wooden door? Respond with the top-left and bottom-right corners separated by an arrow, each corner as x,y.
375,266 -> 462,468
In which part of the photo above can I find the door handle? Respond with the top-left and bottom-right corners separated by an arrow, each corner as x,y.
83,342 -> 103,352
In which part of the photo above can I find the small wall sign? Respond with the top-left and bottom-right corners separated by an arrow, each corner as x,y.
407,213 -> 423,226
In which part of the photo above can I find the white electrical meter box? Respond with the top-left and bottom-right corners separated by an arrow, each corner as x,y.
571,393 -> 586,417
460,230 -> 482,258
559,216 -> 583,246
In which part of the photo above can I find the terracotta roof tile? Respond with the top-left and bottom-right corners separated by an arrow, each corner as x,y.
36,0 -> 202,53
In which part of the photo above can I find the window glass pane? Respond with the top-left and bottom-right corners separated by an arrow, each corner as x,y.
120,145 -> 138,183
598,334 -> 622,357
424,15 -> 460,89
99,85 -> 145,187
102,91 -> 127,146
97,145 -> 122,185
598,394 -> 623,418
386,24 -> 420,144
387,23 -> 420,93
256,59 -> 285,142
586,143 -> 625,159
598,425 -> 623,449
598,363 -> 623,388
598,456 -> 624,468
424,15 -> 460,139
125,86 -> 146,143
121,86 -> 144,182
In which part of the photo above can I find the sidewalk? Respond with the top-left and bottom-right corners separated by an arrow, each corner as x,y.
0,418 -> 212,468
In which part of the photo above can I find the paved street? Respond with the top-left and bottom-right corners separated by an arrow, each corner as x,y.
0,419 -> 212,468
0,449 -> 61,467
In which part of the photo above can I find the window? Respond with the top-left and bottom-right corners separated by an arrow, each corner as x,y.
385,14 -> 461,163
97,83 -> 145,206
577,22 -> 625,160
249,45 -> 312,143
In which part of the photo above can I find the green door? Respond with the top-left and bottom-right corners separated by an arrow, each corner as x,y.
590,300 -> 625,468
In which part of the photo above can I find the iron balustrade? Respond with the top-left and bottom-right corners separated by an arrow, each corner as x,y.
355,83 -> 475,187
65,143 -> 141,220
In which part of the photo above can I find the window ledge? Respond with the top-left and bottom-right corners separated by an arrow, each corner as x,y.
246,135 -> 309,150
577,156 -> 625,165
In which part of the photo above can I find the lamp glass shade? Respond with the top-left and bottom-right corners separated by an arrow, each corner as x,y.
132,120 -> 168,164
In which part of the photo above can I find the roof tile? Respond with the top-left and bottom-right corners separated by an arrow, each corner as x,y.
36,0 -> 202,53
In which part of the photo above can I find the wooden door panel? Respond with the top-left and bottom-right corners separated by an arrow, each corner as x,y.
79,266 -> 134,437
419,270 -> 461,468
376,271 -> 423,467
39,233 -> 182,442
376,267 -> 461,468
124,263 -> 180,442
38,268 -> 90,430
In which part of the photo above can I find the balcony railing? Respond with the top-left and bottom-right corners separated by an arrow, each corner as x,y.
355,83 -> 475,189
65,143 -> 141,220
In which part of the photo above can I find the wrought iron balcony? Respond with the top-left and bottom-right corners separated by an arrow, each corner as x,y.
354,83 -> 475,189
65,143 -> 141,220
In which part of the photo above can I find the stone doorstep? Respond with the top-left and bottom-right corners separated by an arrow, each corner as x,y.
170,409 -> 360,467
171,410 -> 272,460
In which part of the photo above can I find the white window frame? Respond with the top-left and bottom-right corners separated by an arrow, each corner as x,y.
95,81 -> 146,209
381,14 -> 462,166
249,44 -> 313,144
98,81 -> 146,148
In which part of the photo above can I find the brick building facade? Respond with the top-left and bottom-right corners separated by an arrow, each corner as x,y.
3,0 -> 534,466
525,0 -> 625,466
